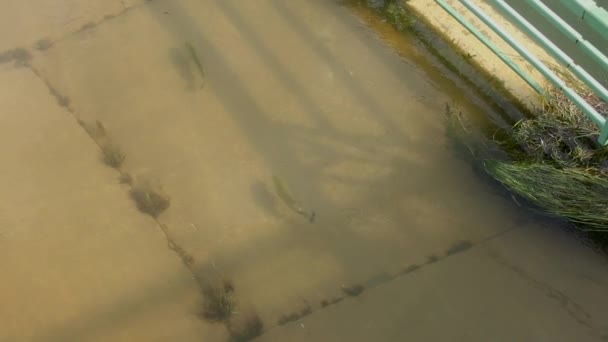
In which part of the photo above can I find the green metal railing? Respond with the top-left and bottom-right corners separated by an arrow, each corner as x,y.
530,0 -> 608,70
434,0 -> 608,145
559,0 -> 608,38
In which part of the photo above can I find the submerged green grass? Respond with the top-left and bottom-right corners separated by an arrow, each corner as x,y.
350,0 -> 608,235
483,72 -> 608,232
484,161 -> 608,230
498,77 -> 608,170
358,0 -> 608,233
442,61 -> 608,233
130,181 -> 170,218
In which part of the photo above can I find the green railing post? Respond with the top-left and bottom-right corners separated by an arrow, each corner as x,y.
433,0 -> 544,95
600,121 -> 608,145
557,0 -> 608,40
491,0 -> 608,104
524,0 -> 608,72
446,0 -> 608,145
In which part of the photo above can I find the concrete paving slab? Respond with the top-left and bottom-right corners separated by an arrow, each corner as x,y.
4,0 -> 604,340
484,223 -> 608,335
259,243 -> 607,342
0,65 -> 222,341
25,0 -> 572,329
0,0 -> 127,53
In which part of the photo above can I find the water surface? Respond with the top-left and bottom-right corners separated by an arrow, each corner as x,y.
1,1 -> 607,341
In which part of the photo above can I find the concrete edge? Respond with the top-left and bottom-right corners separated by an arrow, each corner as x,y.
406,0 -> 561,114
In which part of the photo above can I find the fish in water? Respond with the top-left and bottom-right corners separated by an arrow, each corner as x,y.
185,42 -> 205,89
272,175 -> 315,223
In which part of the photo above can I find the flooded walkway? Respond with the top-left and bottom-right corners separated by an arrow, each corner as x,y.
1,0 -> 607,341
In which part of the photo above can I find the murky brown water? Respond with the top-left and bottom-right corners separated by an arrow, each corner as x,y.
1,1 -> 607,341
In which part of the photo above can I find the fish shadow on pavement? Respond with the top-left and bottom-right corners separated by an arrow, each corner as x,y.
251,181 -> 281,219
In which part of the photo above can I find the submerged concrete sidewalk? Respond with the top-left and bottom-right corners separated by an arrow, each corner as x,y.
259,226 -> 608,341
0,1 -> 607,341
0,66 -> 215,340
0,1 -> 222,341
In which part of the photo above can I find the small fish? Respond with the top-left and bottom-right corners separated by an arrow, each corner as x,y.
185,42 -> 205,89
272,175 -> 315,223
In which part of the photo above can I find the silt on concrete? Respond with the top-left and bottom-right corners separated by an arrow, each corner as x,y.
1,0 -> 608,341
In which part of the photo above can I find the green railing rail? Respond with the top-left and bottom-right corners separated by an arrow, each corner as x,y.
558,0 -> 608,39
530,0 -> 608,71
434,0 -> 608,145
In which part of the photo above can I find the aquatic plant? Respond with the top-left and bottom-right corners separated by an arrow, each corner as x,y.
277,301 -> 312,326
34,38 -> 52,51
320,297 -> 344,308
400,264 -> 420,275
119,172 -> 133,185
482,66 -> 608,232
130,181 -> 170,217
442,59 -> 608,233
101,143 -> 126,168
200,279 -> 236,322
354,0 -> 608,235
426,255 -> 439,264
341,284 -> 365,297
445,240 -> 473,256
501,84 -> 606,169
484,161 -> 608,230
47,84 -> 70,108
0,47 -> 32,67
344,0 -> 415,32
78,21 -> 96,33
80,120 -> 107,140
382,0 -> 415,31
